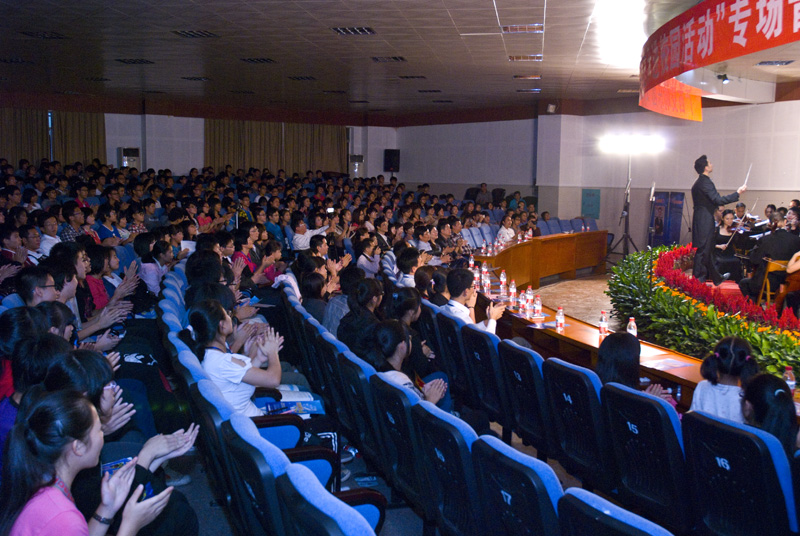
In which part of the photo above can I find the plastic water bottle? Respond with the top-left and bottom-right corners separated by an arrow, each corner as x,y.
533,294 -> 542,317
481,239 -> 487,253
581,224 -> 586,232
555,307 -> 565,330
469,255 -> 474,268
509,280 -> 517,302
783,366 -> 796,396
525,286 -> 533,303
599,310 -> 608,335
499,270 -> 507,294
627,317 -> 637,337
525,296 -> 533,318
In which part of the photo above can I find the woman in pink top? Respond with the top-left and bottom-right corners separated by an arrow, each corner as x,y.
0,390 -> 171,536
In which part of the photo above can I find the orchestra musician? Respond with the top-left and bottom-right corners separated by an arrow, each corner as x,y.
738,212 -> 800,301
714,209 -> 743,282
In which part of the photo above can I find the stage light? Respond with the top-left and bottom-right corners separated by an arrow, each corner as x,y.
717,73 -> 730,84
594,0 -> 647,68
598,134 -> 665,155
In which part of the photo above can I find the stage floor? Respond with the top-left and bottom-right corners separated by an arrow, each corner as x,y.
531,272 -> 621,331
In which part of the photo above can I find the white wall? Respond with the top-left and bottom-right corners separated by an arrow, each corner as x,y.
104,114 -> 204,175
397,120 -> 536,192
349,126 -> 398,178
537,101 -> 800,249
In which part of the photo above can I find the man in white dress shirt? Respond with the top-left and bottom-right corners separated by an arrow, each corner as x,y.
291,216 -> 329,251
441,268 -> 505,334
37,213 -> 61,257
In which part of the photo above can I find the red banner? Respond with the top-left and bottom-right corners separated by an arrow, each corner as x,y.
639,0 -> 800,120
640,79 -> 704,121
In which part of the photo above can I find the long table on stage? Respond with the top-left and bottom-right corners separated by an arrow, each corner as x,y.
474,288 -> 704,412
473,230 -> 607,289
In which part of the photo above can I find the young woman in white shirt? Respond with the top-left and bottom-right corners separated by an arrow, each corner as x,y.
188,299 -> 283,417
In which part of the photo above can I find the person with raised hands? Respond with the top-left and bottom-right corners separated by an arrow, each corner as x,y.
0,390 -> 172,536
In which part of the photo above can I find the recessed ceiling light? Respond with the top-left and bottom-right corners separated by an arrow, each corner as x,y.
230,90 -> 255,94
142,90 -> 165,94
323,90 -> 347,94
509,55 -> 543,62
372,56 -> 406,63
349,100 -> 369,103
85,77 -> 110,82
399,75 -> 426,79
288,76 -> 316,81
331,27 -> 376,36
181,76 -> 209,81
20,31 -> 67,39
432,100 -> 453,103
172,30 -> 219,38
513,75 -> 542,80
116,59 -> 154,64
616,89 -> 639,93
502,24 -> 544,34
369,109 -> 387,112
240,58 -> 276,64
756,60 -> 794,66
418,89 -> 442,93
516,89 -> 541,93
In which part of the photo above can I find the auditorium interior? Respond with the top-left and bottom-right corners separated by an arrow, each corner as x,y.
3,0 -> 800,535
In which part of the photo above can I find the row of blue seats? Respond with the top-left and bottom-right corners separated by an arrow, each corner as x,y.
155,270 -> 386,536
279,282 -> 682,536
414,299 -> 799,536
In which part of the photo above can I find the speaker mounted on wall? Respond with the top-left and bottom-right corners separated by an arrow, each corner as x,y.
383,149 -> 400,173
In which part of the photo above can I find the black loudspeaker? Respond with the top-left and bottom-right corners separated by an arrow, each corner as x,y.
383,149 -> 400,172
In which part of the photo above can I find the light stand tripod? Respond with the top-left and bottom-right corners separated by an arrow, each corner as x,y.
610,154 -> 639,257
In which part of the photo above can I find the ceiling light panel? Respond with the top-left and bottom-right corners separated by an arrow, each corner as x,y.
331,27 -> 376,35
116,59 -> 154,64
20,31 -> 68,39
240,58 -> 276,64
502,24 -> 544,34
509,55 -> 543,61
172,30 -> 220,38
372,56 -> 406,63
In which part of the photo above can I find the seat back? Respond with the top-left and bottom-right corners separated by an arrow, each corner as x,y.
411,400 -> 483,535
558,219 -> 573,233
559,488 -> 675,536
177,349 -> 207,384
337,352 -> 383,469
570,218 -> 585,232
369,374 -> 433,519
1,293 -> 24,309
537,220 -> 551,236
758,259 -> 788,306
460,325 -> 512,435
479,225 -> 495,244
434,311 -> 475,405
467,227 -> 484,248
497,340 -> 553,459
601,383 -> 691,532
317,332 -> 355,435
472,435 -> 562,536
542,358 -> 615,492
417,301 -> 444,374
300,318 -> 328,402
277,461 -> 377,536
584,217 -> 599,231
190,382 -> 248,534
683,411 -> 798,536
222,414 -> 288,536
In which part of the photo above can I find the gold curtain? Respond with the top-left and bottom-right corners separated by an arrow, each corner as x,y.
205,119 -> 347,175
0,108 -> 49,166
284,123 -> 347,175
204,119 -> 283,173
51,111 -> 106,165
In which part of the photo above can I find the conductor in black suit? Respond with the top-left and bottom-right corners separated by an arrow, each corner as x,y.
691,155 -> 747,285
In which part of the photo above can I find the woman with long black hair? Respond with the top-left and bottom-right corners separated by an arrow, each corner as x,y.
0,390 -> 171,536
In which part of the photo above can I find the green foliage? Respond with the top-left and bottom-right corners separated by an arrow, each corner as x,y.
606,247 -> 800,369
